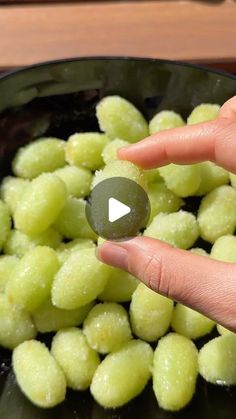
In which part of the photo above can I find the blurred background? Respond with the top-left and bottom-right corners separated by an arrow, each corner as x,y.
0,0 -> 235,73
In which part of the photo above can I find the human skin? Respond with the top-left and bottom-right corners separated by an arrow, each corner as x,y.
97,96 -> 236,332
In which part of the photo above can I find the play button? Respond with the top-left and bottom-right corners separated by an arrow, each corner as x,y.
86,177 -> 150,240
108,198 -> 131,223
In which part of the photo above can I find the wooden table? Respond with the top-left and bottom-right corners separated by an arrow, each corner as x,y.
0,0 -> 236,72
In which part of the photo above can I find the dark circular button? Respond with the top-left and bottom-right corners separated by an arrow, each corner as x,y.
86,177 -> 150,240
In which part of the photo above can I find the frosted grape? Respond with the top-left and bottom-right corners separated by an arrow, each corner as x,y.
196,162 -> 229,196
153,333 -> 198,411
198,185 -> 236,243
148,182 -> 182,223
91,340 -> 153,408
99,267 -> 139,302
66,132 -> 109,170
199,334 -> 236,385
211,235 -> 236,262
146,168 -> 162,185
12,138 -> 66,179
130,283 -> 173,342
14,173 -> 67,236
52,248 -> 109,309
190,247 -> 208,256
149,110 -> 185,134
0,200 -> 11,251
102,138 -> 129,164
187,103 -> 220,125
0,255 -> 18,292
51,328 -> 100,390
54,165 -> 92,198
217,324 -> 236,337
13,340 -> 66,408
83,303 -> 132,354
159,164 -> 201,197
1,176 -> 30,214
96,95 -> 149,143
171,303 -> 215,339
57,238 -> 95,264
144,211 -> 199,249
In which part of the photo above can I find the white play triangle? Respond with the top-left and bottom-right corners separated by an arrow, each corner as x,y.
108,197 -> 131,223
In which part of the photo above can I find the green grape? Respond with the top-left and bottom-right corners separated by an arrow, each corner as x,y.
146,168 -> 162,185
54,165 -> 92,198
6,246 -> 60,312
0,294 -> 36,349
0,200 -> 11,251
198,185 -> 236,243
4,228 -> 62,258
14,173 -> 67,236
199,334 -> 236,385
33,299 -> 93,333
51,328 -> 100,390
0,255 -> 18,292
159,164 -> 201,197
196,162 -> 229,196
52,248 -> 109,310
13,340 -> 66,408
99,267 -> 139,302
144,210 -> 199,249
66,132 -> 109,170
149,110 -> 185,134
190,247 -> 208,256
12,138 -> 66,179
57,238 -> 95,264
96,95 -> 149,143
54,197 -> 97,240
171,303 -> 215,339
1,176 -> 30,214
148,182 -> 183,224
217,324 -> 236,337
130,283 -> 173,342
153,333 -> 198,411
211,235 -> 236,262
187,103 -> 220,125
91,340 -> 153,408
92,160 -> 146,190
229,172 -> 236,188
83,303 -> 132,354
102,138 -> 129,164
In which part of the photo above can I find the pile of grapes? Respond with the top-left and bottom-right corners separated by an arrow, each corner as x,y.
0,96 -> 236,412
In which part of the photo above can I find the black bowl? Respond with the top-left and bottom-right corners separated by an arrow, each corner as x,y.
0,57 -> 236,419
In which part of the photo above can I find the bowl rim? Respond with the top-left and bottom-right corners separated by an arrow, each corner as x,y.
0,56 -> 236,82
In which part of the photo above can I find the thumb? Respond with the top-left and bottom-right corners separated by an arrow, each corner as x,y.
97,237 -> 236,331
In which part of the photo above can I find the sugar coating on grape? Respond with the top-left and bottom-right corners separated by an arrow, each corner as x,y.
102,138 -> 129,164
190,247 -> 208,256
66,132 -> 109,170
0,200 -> 11,251
199,334 -> 236,385
83,303 -> 132,354
159,164 -> 201,197
96,95 -> 149,143
12,138 -> 66,179
1,176 -> 30,214
52,248 -> 109,309
187,103 -> 220,125
148,182 -> 182,224
196,162 -> 229,196
153,333 -> 198,411
198,185 -> 236,243
7,246 -> 60,312
217,324 -> 236,337
149,110 -> 185,134
0,255 -> 18,292
171,304 -> 215,339
4,228 -> 62,258
211,235 -> 236,262
91,339 -> 153,408
54,165 -> 92,198
54,196 -> 97,241
144,210 -> 199,249
99,267 -> 139,302
51,328 -> 100,390
13,340 -> 66,408
130,283 -> 173,342
0,294 -> 36,349
33,299 -> 93,333
146,168 -> 162,185
57,238 -> 95,265
14,173 -> 67,236
92,159 -> 147,190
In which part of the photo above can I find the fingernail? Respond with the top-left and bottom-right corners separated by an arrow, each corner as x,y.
96,242 -> 128,271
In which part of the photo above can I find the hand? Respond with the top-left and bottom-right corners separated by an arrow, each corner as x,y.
97,96 -> 236,332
